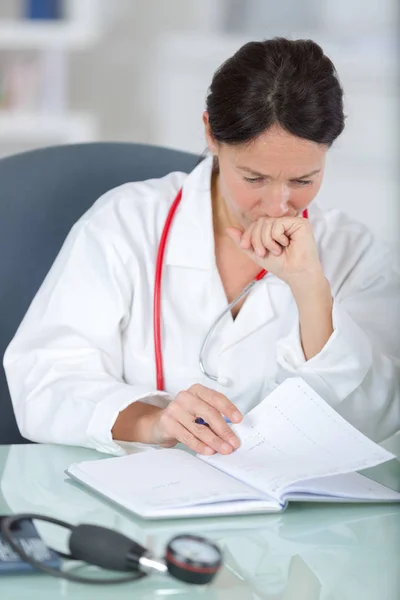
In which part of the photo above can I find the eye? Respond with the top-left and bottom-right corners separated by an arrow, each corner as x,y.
244,176 -> 264,183
293,179 -> 312,186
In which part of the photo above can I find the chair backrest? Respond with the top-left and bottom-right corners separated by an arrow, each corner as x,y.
0,142 -> 199,444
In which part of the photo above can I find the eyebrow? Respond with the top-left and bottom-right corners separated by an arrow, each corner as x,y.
238,166 -> 321,180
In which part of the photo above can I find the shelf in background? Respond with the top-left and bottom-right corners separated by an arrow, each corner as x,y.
0,19 -> 99,49
0,111 -> 97,141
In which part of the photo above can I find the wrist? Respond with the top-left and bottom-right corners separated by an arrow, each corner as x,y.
137,405 -> 165,444
288,267 -> 328,300
112,401 -> 163,444
291,269 -> 333,326
288,269 -> 334,361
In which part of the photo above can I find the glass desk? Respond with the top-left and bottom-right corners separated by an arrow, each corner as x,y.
0,437 -> 399,600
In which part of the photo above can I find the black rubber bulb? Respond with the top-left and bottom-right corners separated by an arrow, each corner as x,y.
69,524 -> 147,572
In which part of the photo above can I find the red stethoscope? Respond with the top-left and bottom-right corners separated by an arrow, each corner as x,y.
154,188 -> 308,390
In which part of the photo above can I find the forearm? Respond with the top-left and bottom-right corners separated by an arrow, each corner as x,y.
290,270 -> 333,361
112,401 -> 163,443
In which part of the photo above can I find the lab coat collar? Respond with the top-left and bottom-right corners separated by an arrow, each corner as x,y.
165,156 -> 215,271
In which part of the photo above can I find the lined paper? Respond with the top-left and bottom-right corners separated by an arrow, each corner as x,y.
200,378 -> 395,499
68,448 -> 269,513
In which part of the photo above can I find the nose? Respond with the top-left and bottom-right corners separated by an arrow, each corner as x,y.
261,184 -> 291,218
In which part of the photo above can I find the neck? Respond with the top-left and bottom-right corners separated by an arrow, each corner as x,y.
211,170 -> 242,237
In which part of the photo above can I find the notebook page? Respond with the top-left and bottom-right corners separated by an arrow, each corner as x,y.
67,448 -> 270,514
199,378 -> 394,501
283,471 -> 400,501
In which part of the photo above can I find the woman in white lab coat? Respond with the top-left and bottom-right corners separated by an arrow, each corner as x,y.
4,38 -> 400,456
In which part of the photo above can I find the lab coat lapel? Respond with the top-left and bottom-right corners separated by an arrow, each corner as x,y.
220,277 -> 276,352
164,156 -> 279,352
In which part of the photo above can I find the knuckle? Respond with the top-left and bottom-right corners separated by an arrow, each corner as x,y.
181,431 -> 201,451
203,405 -> 219,421
215,390 -> 229,401
210,435 -> 223,448
219,424 -> 233,438
167,401 -> 180,417
175,390 -> 191,406
189,383 -> 203,393
217,392 -> 232,405
193,423 -> 208,435
165,404 -> 181,421
174,390 -> 185,403
180,429 -> 194,445
226,402 -> 239,415
207,393 -> 224,409
271,227 -> 280,239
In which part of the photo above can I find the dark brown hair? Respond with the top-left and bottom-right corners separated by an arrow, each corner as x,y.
206,38 -> 345,147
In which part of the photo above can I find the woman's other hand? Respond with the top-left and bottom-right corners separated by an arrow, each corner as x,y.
150,384 -> 242,455
112,384 -> 243,455
226,215 -> 323,287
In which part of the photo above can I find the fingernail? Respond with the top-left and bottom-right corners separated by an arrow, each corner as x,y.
204,446 -> 214,455
221,443 -> 233,453
272,249 -> 281,256
232,411 -> 242,423
230,437 -> 240,449
256,249 -> 265,257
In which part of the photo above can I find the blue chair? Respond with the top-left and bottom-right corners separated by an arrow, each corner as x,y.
0,143 -> 198,444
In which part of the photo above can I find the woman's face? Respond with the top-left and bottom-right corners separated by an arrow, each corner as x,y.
204,115 -> 328,230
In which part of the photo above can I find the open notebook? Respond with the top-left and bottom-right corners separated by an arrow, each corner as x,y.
66,378 -> 400,519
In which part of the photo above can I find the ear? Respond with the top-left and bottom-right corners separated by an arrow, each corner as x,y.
202,111 -> 218,155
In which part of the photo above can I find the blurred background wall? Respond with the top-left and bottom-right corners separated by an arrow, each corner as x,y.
0,0 -> 398,263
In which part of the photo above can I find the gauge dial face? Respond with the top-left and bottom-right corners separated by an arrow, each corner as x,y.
169,536 -> 221,565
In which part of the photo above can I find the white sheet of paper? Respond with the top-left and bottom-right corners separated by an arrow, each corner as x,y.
200,378 -> 395,499
67,448 -> 271,514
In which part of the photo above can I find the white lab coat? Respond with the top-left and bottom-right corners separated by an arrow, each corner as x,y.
3,157 -> 400,454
